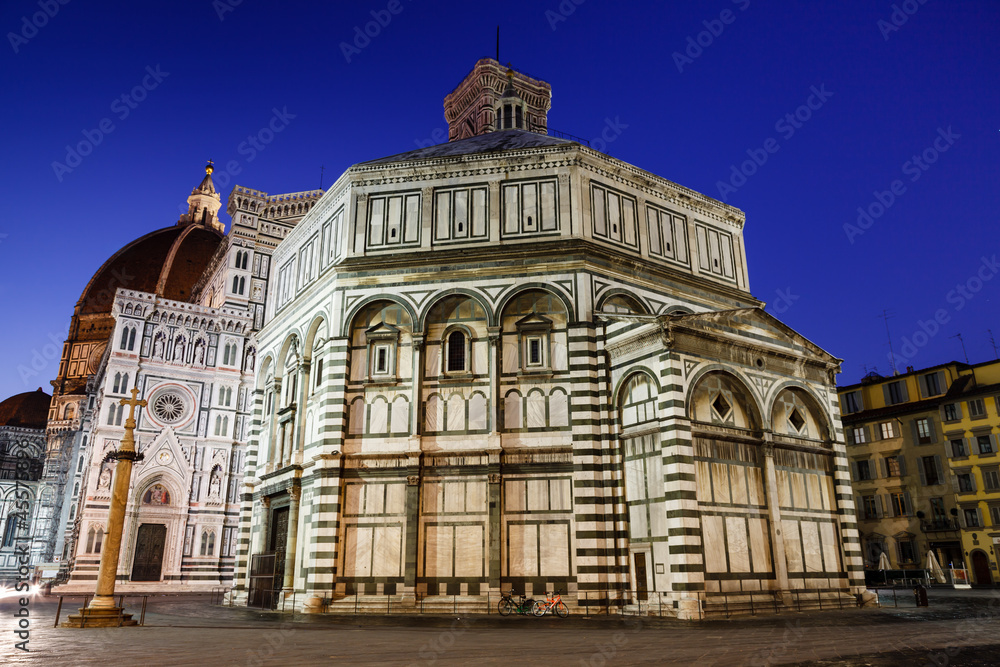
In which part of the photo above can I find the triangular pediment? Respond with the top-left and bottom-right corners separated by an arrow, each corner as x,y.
662,307 -> 839,365
136,427 -> 191,482
515,313 -> 552,329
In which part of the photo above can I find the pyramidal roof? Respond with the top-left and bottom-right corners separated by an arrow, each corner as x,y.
361,129 -> 576,166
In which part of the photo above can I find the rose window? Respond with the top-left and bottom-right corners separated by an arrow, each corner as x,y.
152,392 -> 185,424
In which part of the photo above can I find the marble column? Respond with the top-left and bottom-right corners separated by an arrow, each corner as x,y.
282,487 -> 300,591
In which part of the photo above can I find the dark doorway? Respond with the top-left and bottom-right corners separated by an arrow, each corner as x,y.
269,506 -> 289,590
971,550 -> 993,585
634,552 -> 648,601
131,523 -> 167,581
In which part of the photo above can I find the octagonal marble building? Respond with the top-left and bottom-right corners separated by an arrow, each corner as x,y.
231,59 -> 864,617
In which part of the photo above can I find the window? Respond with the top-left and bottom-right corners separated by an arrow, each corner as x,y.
118,326 -> 136,351
852,426 -> 868,444
885,381 -> 907,405
983,469 -> 1000,491
862,495 -> 879,520
921,371 -> 943,397
842,390 -> 863,414
200,531 -> 215,556
365,323 -> 399,381
2,515 -> 19,547
94,527 -> 103,554
888,492 -> 909,517
446,330 -> 467,372
884,455 -> 904,477
957,473 -> 975,493
896,538 -> 916,564
373,345 -> 390,375
314,358 -> 324,388
915,418 -> 933,444
964,508 -> 981,528
880,421 -> 896,439
977,435 -> 994,455
527,337 -> 543,367
222,526 -> 236,557
930,498 -> 948,524
943,403 -> 961,421
952,439 -> 967,458
856,460 -> 874,481
969,398 -> 987,419
921,456 -> 941,485
991,506 -> 1000,526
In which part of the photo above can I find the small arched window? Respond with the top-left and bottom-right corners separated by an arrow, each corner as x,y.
447,331 -> 467,372
232,276 -> 239,293
127,328 -> 136,351
86,526 -> 96,552
94,528 -> 103,553
119,327 -> 129,350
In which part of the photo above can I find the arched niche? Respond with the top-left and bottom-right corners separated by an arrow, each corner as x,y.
688,370 -> 762,430
769,385 -> 830,440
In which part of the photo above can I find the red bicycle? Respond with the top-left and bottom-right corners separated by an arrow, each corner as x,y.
531,590 -> 568,617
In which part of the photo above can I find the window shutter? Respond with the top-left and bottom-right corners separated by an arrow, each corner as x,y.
846,428 -> 855,445
856,495 -> 864,519
967,437 -> 975,457
899,382 -> 909,402
903,491 -> 913,516
918,459 -> 928,486
936,371 -> 946,394
951,474 -> 960,493
898,456 -> 907,476
851,461 -> 859,481
882,384 -> 892,405
972,475 -> 978,492
934,456 -> 944,485
927,416 -> 937,443
918,375 -> 928,398
910,419 -> 920,444
878,458 -> 887,479
875,495 -> 884,518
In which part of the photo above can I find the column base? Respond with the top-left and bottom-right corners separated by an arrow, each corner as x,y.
61,607 -> 138,628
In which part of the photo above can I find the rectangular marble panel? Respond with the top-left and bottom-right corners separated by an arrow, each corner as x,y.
473,340 -> 488,375
526,479 -> 548,511
366,483 -> 385,515
801,521 -> 823,574
454,525 -> 485,577
467,481 -> 486,512
444,482 -> 465,513
503,186 -> 519,234
423,482 -> 443,514
526,393 -> 545,428
350,350 -> 365,382
391,397 -> 409,434
343,483 -> 362,515
820,521 -> 840,573
540,181 -> 557,231
622,198 -> 636,246
522,183 -> 538,230
806,474 -> 823,510
702,515 -> 726,572
507,523 -> 538,576
368,199 -> 384,246
552,331 -> 568,371
749,518 -> 772,573
730,465 -> 748,505
726,517 -> 751,572
472,188 -> 487,237
398,344 -> 412,380
468,393 -> 487,430
369,399 -> 388,434
647,208 -> 662,255
712,463 -> 731,504
372,525 -> 402,577
776,470 -> 791,508
344,525 -> 371,577
423,525 -> 452,576
502,339 -> 519,373
783,520 -> 803,572
453,189 -> 468,238
424,395 -> 441,432
385,482 -> 405,515
696,460 -> 712,503
608,193 -> 622,241
435,192 -> 451,240
550,478 -> 571,511
505,480 -> 526,513
424,344 -> 440,377
386,196 -> 402,243
790,472 -> 807,509
447,394 -> 465,431
540,523 -> 570,576
748,468 -> 765,506
403,194 -> 420,243
629,504 -> 648,539
349,399 -> 365,434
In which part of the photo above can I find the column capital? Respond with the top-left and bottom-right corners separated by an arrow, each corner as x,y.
406,475 -> 420,486
288,486 -> 301,502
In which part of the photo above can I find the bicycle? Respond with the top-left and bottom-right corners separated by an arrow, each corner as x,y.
531,590 -> 568,617
498,589 -> 536,616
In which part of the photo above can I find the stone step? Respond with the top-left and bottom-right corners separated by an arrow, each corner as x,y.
60,608 -> 139,628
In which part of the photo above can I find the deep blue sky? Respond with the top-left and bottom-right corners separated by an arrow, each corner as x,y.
2,0 -> 998,400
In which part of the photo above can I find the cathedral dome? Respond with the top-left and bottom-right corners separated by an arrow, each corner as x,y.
77,224 -> 223,315
0,388 -> 51,429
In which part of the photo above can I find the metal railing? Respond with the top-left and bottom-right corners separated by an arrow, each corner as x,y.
53,594 -> 148,627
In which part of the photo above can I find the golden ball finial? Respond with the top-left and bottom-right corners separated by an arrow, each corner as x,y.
206,160 -> 214,175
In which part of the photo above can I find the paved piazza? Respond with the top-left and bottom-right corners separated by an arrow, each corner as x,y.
2,590 -> 998,666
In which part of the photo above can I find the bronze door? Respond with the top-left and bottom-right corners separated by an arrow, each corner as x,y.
131,523 -> 167,582
269,507 -> 289,592
634,552 -> 648,601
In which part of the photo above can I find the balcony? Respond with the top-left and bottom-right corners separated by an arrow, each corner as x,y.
921,519 -> 960,533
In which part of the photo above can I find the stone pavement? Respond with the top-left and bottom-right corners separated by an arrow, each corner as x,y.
1,589 -> 998,666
